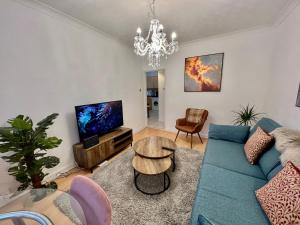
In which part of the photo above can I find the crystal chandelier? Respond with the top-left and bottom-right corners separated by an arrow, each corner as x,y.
134,0 -> 179,68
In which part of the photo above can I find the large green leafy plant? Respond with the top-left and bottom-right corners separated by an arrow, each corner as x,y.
0,114 -> 62,191
233,104 -> 262,126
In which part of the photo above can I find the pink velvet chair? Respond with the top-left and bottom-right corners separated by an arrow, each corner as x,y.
70,175 -> 112,225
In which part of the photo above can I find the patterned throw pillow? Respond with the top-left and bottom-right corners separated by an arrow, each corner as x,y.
244,127 -> 273,164
256,161 -> 300,225
186,109 -> 204,123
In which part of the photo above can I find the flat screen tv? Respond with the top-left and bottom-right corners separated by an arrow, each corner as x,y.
75,100 -> 123,141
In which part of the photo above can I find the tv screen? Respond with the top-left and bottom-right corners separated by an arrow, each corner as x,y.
75,100 -> 123,141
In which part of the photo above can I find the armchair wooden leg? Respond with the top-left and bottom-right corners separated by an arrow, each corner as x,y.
197,133 -> 203,144
190,134 -> 193,149
186,133 -> 188,138
175,130 -> 180,142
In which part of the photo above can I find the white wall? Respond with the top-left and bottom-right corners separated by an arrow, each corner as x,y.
164,29 -> 274,135
0,0 -> 145,194
264,4 -> 300,129
1,0 -> 299,197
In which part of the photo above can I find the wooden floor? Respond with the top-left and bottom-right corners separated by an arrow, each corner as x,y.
0,127 -> 207,225
134,127 -> 207,153
56,127 -> 207,192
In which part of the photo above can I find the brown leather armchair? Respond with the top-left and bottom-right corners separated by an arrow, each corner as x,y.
175,108 -> 208,148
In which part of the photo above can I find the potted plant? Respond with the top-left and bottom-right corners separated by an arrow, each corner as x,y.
0,113 -> 62,191
233,104 -> 262,126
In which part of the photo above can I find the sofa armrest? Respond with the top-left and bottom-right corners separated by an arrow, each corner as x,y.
208,124 -> 250,144
176,118 -> 186,126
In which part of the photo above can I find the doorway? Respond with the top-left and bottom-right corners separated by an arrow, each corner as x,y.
146,70 -> 165,129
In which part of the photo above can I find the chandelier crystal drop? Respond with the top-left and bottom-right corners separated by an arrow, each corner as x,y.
134,0 -> 179,68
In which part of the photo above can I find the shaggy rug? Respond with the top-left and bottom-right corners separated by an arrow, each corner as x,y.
54,148 -> 203,225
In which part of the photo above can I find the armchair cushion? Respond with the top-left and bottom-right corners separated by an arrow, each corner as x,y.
208,124 -> 250,144
187,108 -> 205,123
176,125 -> 196,133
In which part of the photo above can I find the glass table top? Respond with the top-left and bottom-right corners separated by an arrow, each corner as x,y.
0,188 -> 85,225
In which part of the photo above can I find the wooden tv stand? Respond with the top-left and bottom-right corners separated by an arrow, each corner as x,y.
73,127 -> 133,172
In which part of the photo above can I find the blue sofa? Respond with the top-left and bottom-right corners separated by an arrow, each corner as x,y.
190,118 -> 283,225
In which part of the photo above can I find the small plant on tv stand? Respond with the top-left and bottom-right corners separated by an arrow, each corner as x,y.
0,114 -> 62,191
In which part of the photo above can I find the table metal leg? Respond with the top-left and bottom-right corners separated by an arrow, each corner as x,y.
134,171 -> 170,195
171,153 -> 176,172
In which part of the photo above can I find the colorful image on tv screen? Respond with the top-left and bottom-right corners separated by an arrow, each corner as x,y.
75,101 -> 123,140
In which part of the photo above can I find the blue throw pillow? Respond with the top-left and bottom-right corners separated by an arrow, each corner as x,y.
198,214 -> 214,225
208,124 -> 250,144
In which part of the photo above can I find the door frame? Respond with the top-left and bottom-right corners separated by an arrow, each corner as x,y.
143,69 -> 166,126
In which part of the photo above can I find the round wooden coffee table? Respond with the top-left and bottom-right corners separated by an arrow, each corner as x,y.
133,136 -> 177,171
132,155 -> 171,195
132,136 -> 177,195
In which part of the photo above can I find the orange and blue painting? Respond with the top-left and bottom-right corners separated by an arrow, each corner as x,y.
184,53 -> 224,92
296,83 -> 300,107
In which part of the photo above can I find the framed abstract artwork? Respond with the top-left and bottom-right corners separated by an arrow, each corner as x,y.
296,83 -> 300,107
184,53 -> 224,92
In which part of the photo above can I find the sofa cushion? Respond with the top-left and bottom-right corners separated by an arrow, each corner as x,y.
244,127 -> 274,164
208,124 -> 250,144
204,139 -> 266,179
258,146 -> 282,178
191,188 -> 270,225
267,163 -> 283,180
197,214 -> 215,225
256,162 -> 300,225
199,164 -> 267,201
249,118 -> 281,137
190,164 -> 269,225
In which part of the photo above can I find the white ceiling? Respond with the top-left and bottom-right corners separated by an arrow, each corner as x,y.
37,0 -> 296,45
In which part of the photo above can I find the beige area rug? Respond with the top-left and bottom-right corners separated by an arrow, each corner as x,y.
55,148 -> 203,225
